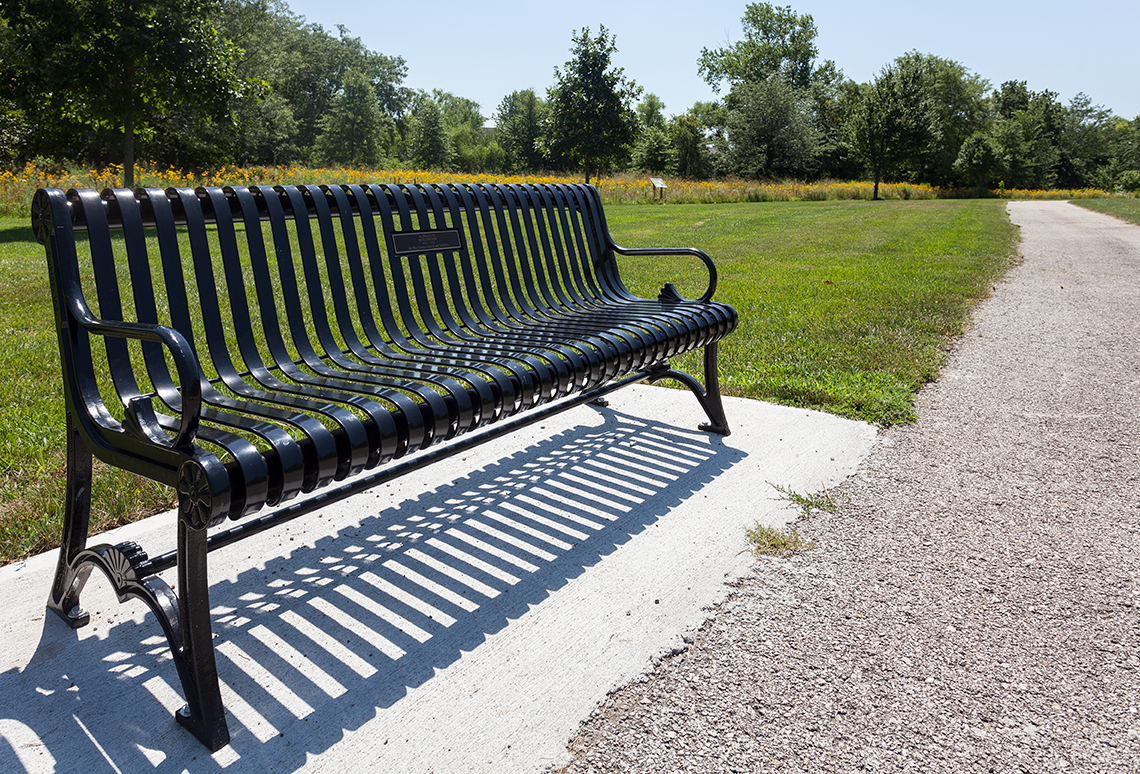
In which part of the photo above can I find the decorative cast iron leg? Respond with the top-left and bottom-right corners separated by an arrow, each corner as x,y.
172,519 -> 230,751
49,430 -> 231,749
58,530 -> 230,751
47,414 -> 95,627
698,342 -> 731,436
645,342 -> 732,436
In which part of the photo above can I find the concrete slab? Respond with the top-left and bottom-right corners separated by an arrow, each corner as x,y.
0,385 -> 876,773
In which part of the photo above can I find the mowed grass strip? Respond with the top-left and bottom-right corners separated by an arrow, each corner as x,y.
0,199 -> 1016,564
606,199 -> 1017,424
1071,197 -> 1140,226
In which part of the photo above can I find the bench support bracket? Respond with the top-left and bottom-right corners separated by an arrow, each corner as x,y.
646,343 -> 731,436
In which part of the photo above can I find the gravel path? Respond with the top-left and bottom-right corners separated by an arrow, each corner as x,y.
555,201 -> 1140,773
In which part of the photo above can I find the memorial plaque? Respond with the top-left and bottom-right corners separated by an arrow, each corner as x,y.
391,229 -> 463,256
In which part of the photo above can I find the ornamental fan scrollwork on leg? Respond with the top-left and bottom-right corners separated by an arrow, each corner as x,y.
103,541 -> 147,587
178,461 -> 213,530
658,282 -> 684,303
68,541 -> 152,605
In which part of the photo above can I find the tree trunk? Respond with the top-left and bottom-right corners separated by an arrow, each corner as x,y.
873,167 -> 881,200
123,108 -> 135,190
123,62 -> 136,190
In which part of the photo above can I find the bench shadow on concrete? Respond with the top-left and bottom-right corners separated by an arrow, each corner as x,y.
0,406 -> 746,772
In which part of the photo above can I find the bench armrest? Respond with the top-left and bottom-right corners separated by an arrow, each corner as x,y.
67,297 -> 203,451
609,245 -> 719,303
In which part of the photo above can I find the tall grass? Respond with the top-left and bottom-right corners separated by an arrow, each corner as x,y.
0,160 -> 1112,218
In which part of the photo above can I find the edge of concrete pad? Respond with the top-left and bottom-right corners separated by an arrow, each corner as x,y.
0,385 -> 877,773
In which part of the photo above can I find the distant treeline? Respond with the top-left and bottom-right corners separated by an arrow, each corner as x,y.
1,1 -> 1137,193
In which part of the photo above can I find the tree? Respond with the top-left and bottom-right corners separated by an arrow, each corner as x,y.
403,89 -> 501,173
212,0 -> 300,165
1106,115 -> 1140,186
1054,93 -> 1113,188
983,82 -> 1063,189
408,99 -> 453,170
107,4 -> 409,171
0,99 -> 28,163
994,80 -> 1032,120
698,3 -> 829,92
844,63 -> 934,199
894,52 -> 990,186
631,126 -> 678,175
544,25 -> 641,183
495,89 -> 548,172
724,74 -> 821,179
637,93 -> 667,128
953,131 -> 1002,190
631,94 -> 672,174
1,0 -> 244,187
668,113 -> 714,180
431,89 -> 494,172
812,67 -> 863,179
313,69 -> 392,167
279,22 -> 408,158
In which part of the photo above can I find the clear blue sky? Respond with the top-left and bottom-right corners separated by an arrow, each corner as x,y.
285,0 -> 1139,123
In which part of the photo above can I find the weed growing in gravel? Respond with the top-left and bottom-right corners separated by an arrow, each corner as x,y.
745,524 -> 815,557
767,481 -> 845,519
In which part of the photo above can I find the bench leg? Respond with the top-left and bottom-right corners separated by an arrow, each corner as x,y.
172,520 -> 230,751
698,342 -> 731,436
47,421 -> 230,750
646,342 -> 731,436
47,415 -> 95,627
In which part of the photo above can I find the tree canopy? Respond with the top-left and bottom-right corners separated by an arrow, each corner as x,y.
1,0 -> 245,187
313,68 -> 392,167
725,75 -> 821,179
698,3 -> 826,92
844,62 -> 934,199
496,89 -> 548,173
0,0 -> 1135,192
544,25 -> 641,183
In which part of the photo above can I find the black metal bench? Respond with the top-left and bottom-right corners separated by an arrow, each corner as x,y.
32,181 -> 737,750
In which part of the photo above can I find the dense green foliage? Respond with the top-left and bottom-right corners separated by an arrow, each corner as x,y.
1,0 -> 244,186
697,3 -> 826,91
494,90 -> 547,173
312,69 -> 392,167
544,25 -> 642,183
1,0 -> 1136,190
844,62 -> 935,199
724,75 -> 821,179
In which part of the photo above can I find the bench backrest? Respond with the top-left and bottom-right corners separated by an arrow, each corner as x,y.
35,183 -> 639,516
39,182 -> 628,353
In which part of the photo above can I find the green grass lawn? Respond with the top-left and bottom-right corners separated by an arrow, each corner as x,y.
1071,197 -> 1140,226
606,199 -> 1017,424
0,198 -> 1017,564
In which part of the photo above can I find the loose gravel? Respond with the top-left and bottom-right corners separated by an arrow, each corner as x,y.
555,201 -> 1140,773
